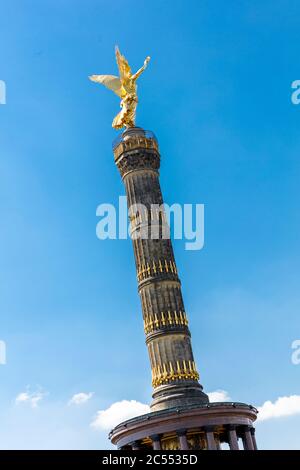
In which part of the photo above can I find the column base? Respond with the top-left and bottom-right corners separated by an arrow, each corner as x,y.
151,382 -> 209,412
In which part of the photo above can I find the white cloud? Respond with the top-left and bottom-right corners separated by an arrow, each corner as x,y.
90,393 -> 232,431
208,390 -> 231,402
68,392 -> 94,406
257,395 -> 300,422
206,391 -> 300,422
15,388 -> 46,408
91,400 -> 150,431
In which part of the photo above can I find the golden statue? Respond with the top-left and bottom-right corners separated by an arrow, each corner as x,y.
89,47 -> 150,129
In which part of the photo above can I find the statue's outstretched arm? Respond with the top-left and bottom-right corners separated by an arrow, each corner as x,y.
131,56 -> 150,81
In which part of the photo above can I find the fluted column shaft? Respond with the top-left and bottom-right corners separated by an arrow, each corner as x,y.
250,427 -> 258,450
114,128 -> 208,411
150,434 -> 162,450
177,429 -> 189,450
131,441 -> 141,450
227,425 -> 239,450
242,426 -> 255,450
204,426 -> 217,450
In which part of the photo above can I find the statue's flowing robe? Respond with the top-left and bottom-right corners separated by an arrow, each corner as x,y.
112,93 -> 137,129
112,76 -> 138,129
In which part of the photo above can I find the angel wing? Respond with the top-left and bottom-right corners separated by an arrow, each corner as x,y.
115,46 -> 131,81
88,74 -> 122,97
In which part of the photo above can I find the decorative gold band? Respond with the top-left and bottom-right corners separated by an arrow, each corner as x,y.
152,360 -> 199,388
144,310 -> 188,334
137,259 -> 177,282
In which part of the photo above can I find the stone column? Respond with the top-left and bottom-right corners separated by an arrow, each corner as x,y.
241,426 -> 254,450
203,426 -> 217,450
131,441 -> 141,450
250,427 -> 258,450
177,429 -> 189,450
227,425 -> 239,450
150,434 -> 162,450
113,127 -> 208,412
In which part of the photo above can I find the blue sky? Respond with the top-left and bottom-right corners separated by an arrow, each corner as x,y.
1,0 -> 300,449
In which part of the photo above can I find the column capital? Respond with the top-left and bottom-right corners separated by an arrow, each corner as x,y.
240,424 -> 252,432
202,425 -> 215,433
177,428 -> 187,437
226,424 -> 237,432
150,434 -> 161,441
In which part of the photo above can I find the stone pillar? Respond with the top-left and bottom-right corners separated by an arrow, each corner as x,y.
177,429 -> 189,450
227,425 -> 239,450
241,426 -> 254,450
203,426 -> 217,450
150,434 -> 162,450
113,127 -> 208,412
131,441 -> 141,450
250,427 -> 258,450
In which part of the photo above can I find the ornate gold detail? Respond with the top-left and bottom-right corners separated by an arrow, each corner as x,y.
187,433 -> 207,450
144,310 -> 188,334
137,259 -> 177,281
161,436 -> 180,450
152,360 -> 199,387
89,46 -> 150,129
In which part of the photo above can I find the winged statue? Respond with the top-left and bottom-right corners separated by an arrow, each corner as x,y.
89,47 -> 150,129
